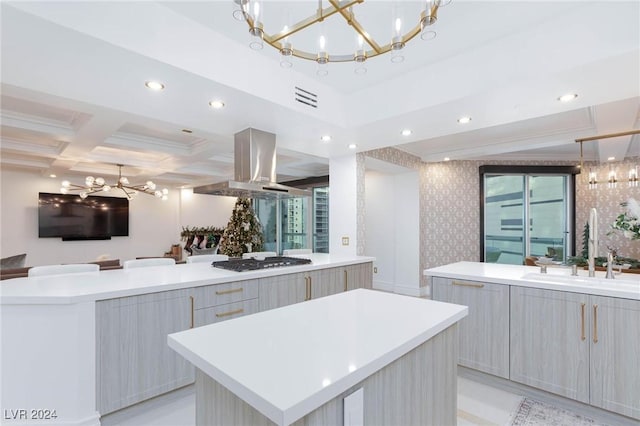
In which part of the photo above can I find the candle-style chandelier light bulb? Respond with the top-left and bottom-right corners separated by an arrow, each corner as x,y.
248,1 -> 264,50
354,34 -> 367,75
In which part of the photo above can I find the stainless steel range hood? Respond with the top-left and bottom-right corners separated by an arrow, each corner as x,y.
193,128 -> 311,199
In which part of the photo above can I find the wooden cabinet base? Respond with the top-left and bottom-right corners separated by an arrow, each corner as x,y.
195,325 -> 458,426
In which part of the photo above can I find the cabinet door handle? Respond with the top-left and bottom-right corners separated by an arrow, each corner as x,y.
452,280 -> 484,288
216,308 -> 244,318
308,276 -> 313,299
304,276 -> 310,301
344,270 -> 348,292
580,302 -> 586,341
593,304 -> 598,343
190,296 -> 195,329
215,288 -> 243,296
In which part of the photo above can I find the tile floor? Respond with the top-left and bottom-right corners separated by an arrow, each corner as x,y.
102,376 -> 525,426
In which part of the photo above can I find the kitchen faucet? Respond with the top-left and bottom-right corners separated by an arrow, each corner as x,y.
605,249 -> 616,279
588,208 -> 598,278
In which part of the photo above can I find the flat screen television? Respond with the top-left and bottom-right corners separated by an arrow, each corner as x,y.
38,192 -> 129,240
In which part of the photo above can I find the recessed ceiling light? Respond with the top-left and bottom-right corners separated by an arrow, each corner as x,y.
49,174 -> 57,178
348,143 -> 357,150
558,93 -> 578,103
144,80 -> 165,91
401,129 -> 412,136
608,156 -> 616,161
457,116 -> 472,124
209,100 -> 225,109
444,157 -> 450,162
321,135 -> 332,142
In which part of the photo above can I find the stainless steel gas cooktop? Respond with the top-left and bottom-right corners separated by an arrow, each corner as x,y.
212,256 -> 312,272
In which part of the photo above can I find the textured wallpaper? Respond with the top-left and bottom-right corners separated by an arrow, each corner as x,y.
358,149 -> 640,288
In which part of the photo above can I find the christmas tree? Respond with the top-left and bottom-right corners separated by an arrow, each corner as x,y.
219,198 -> 265,257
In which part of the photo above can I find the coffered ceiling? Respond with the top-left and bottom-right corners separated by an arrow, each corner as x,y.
1,1 -> 639,188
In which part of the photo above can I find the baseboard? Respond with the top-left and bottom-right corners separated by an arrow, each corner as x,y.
459,367 -> 637,426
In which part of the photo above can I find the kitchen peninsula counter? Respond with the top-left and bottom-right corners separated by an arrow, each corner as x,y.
0,253 -> 373,304
1,254 -> 374,426
169,289 -> 468,426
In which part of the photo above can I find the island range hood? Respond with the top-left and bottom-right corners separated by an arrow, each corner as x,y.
193,128 -> 311,199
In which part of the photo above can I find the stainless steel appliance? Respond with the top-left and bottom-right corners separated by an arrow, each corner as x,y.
212,256 -> 312,272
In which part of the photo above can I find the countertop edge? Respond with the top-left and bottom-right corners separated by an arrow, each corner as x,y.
424,261 -> 640,300
1,256 -> 375,305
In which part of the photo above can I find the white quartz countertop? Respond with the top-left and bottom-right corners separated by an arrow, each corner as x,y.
424,261 -> 640,300
0,254 -> 374,305
168,288 -> 468,426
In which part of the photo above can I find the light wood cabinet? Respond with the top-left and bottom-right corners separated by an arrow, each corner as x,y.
309,267 -> 343,299
259,263 -> 374,311
96,289 -> 195,414
258,272 -> 307,311
589,295 -> 640,419
510,286 -> 590,402
344,262 -> 373,291
510,287 -> 640,419
195,299 -> 260,326
431,277 -> 510,379
192,279 -> 259,328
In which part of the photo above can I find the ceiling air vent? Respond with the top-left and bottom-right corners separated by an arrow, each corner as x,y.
294,86 -> 318,109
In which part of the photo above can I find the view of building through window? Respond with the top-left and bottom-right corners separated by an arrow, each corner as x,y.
253,186 -> 329,254
483,173 -> 572,265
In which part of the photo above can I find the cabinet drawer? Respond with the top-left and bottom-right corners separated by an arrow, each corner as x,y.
195,299 -> 259,326
193,281 -> 258,309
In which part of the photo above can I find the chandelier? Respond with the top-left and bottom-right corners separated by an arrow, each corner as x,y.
576,129 -> 640,189
61,165 -> 169,201
233,0 -> 450,75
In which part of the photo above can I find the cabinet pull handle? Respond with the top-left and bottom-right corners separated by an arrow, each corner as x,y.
308,276 -> 312,299
304,276 -> 310,301
216,308 -> 244,318
190,296 -> 194,329
215,288 -> 243,295
452,280 -> 484,288
344,270 -> 348,292
593,304 -> 598,343
580,302 -> 586,341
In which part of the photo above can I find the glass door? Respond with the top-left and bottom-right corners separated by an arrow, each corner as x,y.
483,175 -> 526,265
482,170 -> 573,265
529,176 -> 568,261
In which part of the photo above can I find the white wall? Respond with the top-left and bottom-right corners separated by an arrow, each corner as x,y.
178,188 -> 237,229
364,167 -> 420,295
0,169 -> 235,266
329,154 -> 358,257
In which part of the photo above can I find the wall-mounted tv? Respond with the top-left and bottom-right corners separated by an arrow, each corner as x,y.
38,192 -> 129,240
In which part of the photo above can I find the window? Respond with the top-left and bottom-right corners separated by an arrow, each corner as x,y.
253,178 -> 329,254
480,166 -> 578,265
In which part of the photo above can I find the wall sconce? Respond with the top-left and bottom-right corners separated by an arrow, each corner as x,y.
588,170 -> 598,190
608,169 -> 617,189
629,166 -> 638,187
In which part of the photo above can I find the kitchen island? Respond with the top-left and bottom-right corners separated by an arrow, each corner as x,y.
168,288 -> 468,426
425,261 -> 640,422
1,254 -> 373,426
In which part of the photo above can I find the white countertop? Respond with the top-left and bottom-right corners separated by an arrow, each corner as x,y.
424,261 -> 640,300
0,254 -> 374,305
168,288 -> 467,426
